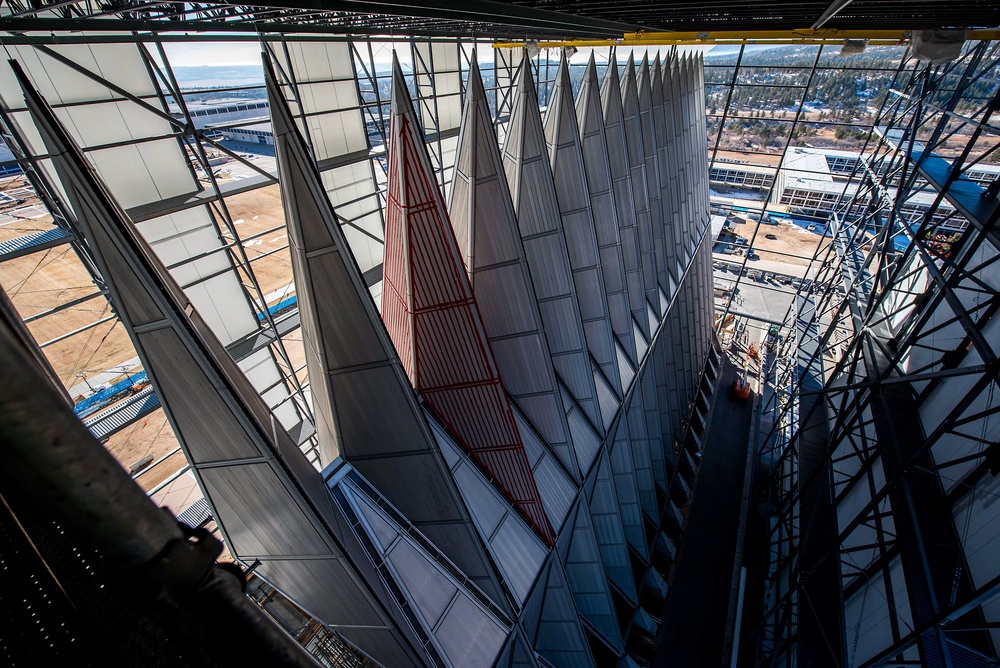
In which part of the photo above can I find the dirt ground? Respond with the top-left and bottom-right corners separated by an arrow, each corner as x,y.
101,407 -> 182,491
223,183 -> 295,301
723,216 -> 826,267
0,182 -> 297,398
714,120 -> 999,163
714,149 -> 782,166
0,180 -> 139,395
0,172 -> 304,494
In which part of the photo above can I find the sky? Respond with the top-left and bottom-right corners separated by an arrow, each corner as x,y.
161,39 -> 410,67
163,41 -> 265,67
160,39 -> 720,69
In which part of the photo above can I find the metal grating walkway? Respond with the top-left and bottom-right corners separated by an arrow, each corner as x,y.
84,386 -> 160,441
0,226 -> 72,262
176,497 -> 212,528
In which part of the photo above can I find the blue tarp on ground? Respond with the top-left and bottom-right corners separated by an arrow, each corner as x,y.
73,370 -> 149,418
257,294 -> 298,321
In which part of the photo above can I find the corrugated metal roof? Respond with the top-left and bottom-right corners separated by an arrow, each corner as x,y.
0,226 -> 72,262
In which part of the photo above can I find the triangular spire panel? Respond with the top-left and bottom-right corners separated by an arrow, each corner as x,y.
601,53 -> 654,343
265,57 -> 507,605
449,59 -> 580,485
620,54 -> 663,322
616,405 -> 658,522
433,420 -> 549,606
576,53 -> 638,366
634,358 -> 673,494
641,334 -> 687,491
651,54 -> 682,284
559,497 -> 624,652
524,555 -> 596,668
585,450 -> 639,604
637,53 -> 670,299
340,473 -> 512,667
12,61 -> 427,668
606,419 -> 648,559
663,53 -> 694,265
544,55 -> 622,399
500,55 -> 604,436
381,55 -> 554,546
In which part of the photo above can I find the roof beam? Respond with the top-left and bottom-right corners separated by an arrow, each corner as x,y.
0,0 -> 637,37
493,28 -> 1000,48
222,0 -> 637,35
812,0 -> 855,29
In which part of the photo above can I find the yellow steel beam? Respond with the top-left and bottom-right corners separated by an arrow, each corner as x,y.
492,28 -> 1000,49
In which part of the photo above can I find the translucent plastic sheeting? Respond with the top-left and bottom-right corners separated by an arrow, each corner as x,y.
494,47 -> 520,145
412,41 -> 463,133
276,41 -> 367,163
276,42 -> 386,273
239,348 -> 298,430
320,162 -> 385,273
0,44 -> 295,432
0,47 -> 196,209
1,43 -> 156,102
136,207 -> 257,344
917,240 -> 1000,491
842,556 -> 915,666
953,475 -> 1000,653
435,134 -> 459,197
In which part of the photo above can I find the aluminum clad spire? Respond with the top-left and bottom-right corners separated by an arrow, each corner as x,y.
448,58 -> 579,489
264,56 -> 509,606
661,53 -> 685,261
559,495 -> 624,652
637,53 -> 671,303
544,54 -> 623,421
601,53 -> 654,344
521,554 -> 596,668
652,54 -> 683,283
620,53 -> 663,331
381,53 -> 554,546
500,55 -> 604,443
576,53 -> 638,368
585,450 -> 639,604
663,53 -> 694,263
11,60 -> 428,668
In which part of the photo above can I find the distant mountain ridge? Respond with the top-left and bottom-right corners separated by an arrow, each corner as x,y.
171,61 -> 421,89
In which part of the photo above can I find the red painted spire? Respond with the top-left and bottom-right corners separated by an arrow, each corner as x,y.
381,53 -> 554,546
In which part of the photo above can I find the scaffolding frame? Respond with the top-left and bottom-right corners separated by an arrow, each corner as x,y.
753,39 -> 1000,667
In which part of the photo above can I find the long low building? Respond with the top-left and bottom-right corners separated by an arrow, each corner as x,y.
169,98 -> 271,129
711,145 -> 1000,231
215,117 -> 275,145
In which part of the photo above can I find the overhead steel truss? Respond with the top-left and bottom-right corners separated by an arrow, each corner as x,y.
0,0 -> 636,38
752,38 -> 1000,667
0,0 -> 995,37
